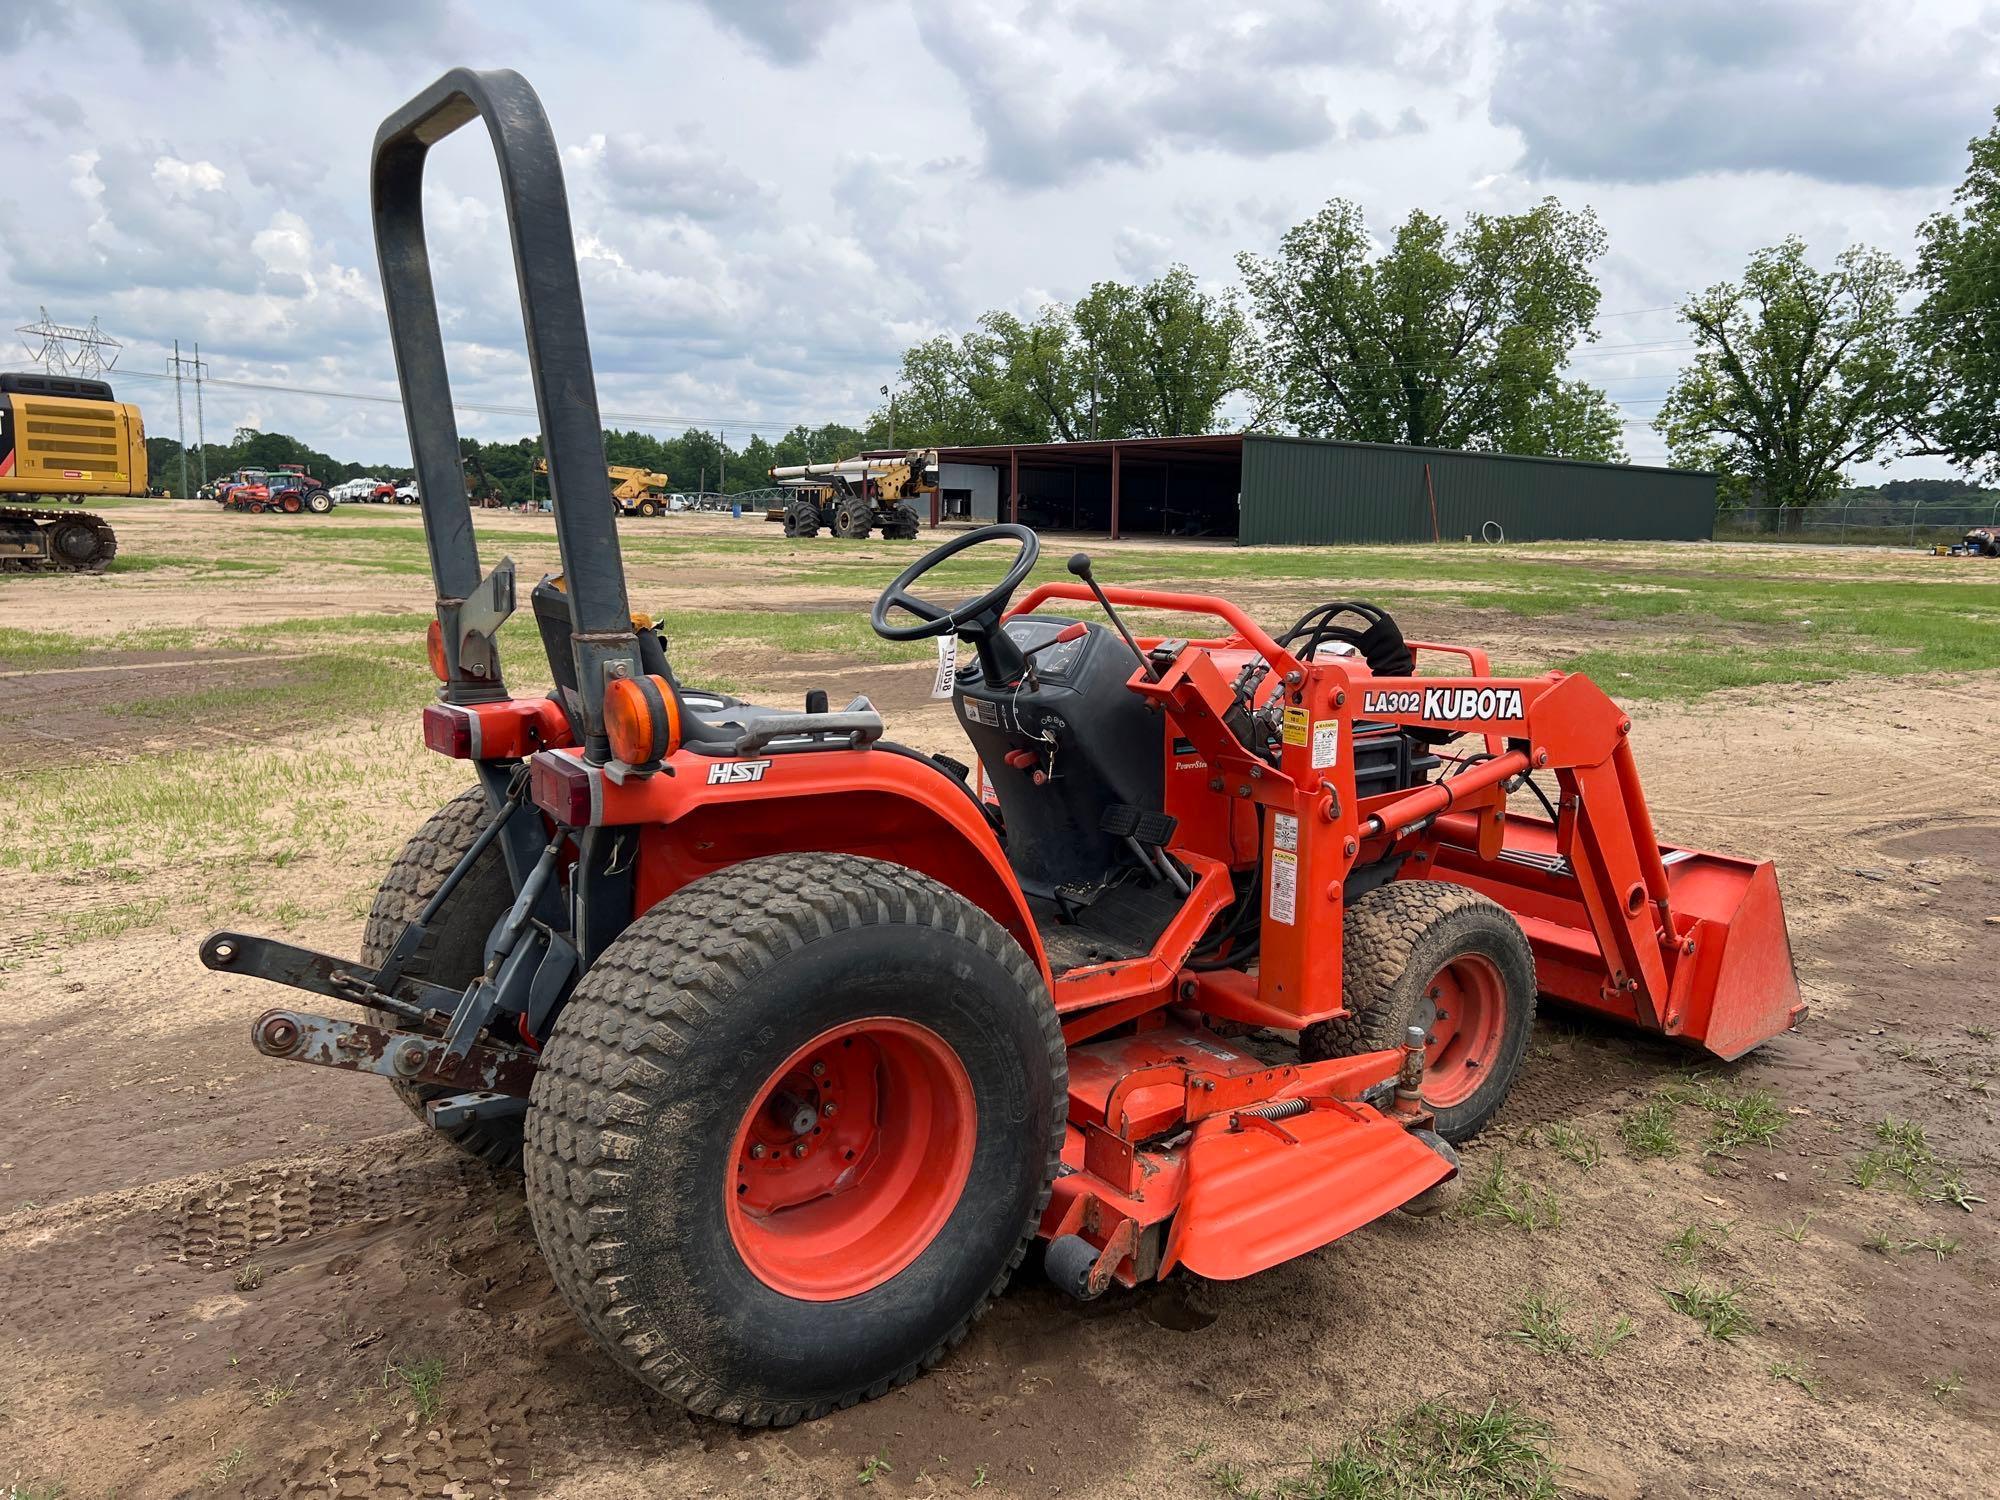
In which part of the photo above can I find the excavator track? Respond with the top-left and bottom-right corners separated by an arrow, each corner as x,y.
0,506 -> 119,574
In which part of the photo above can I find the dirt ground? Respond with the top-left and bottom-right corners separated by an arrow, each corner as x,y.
3,504 -> 1997,1498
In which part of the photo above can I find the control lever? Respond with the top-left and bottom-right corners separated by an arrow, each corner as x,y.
1067,553 -> 1159,681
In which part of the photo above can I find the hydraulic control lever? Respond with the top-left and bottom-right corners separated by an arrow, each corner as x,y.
1067,553 -> 1160,680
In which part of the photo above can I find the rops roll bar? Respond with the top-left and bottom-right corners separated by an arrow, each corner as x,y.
372,67 -> 636,763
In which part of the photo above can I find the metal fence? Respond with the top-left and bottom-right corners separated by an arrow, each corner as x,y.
1714,500 -> 2000,546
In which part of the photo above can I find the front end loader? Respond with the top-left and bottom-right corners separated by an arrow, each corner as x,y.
202,69 -> 1804,1427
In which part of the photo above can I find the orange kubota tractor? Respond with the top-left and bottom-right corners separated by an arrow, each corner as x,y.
202,71 -> 1804,1427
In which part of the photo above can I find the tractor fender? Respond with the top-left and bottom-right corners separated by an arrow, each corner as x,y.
590,744 -> 1050,983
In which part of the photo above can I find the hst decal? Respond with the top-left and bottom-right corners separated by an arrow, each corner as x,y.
706,759 -> 773,785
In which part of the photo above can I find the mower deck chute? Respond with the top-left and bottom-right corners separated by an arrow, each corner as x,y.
204,64 -> 1807,1426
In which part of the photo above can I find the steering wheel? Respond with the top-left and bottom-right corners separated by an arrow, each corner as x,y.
870,523 -> 1040,641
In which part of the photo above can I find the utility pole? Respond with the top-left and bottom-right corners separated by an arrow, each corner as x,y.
170,338 -> 189,498
191,341 -> 208,489
718,433 -> 725,493
881,384 -> 896,448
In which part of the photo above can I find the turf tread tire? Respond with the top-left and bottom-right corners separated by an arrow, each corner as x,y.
522,852 -> 1064,1428
1300,880 -> 1535,1143
360,787 -> 522,1168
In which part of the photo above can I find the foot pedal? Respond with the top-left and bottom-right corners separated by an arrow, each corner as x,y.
1101,805 -> 1177,847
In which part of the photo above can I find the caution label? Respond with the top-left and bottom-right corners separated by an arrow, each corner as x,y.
1269,847 -> 1298,925
1311,719 -> 1340,769
1282,705 -> 1310,747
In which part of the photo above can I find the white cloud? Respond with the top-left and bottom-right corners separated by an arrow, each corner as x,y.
0,0 -> 1975,481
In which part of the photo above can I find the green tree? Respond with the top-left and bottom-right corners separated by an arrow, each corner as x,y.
1235,197 -> 1612,454
1654,237 -> 1911,511
1075,266 -> 1246,437
1490,378 -> 1627,463
1906,107 -> 2000,482
880,266 -> 1244,445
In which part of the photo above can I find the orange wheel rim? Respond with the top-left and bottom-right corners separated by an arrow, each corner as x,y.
1419,953 -> 1506,1108
726,1017 -> 975,1301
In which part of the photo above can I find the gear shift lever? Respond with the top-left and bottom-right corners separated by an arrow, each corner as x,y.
1068,552 -> 1159,681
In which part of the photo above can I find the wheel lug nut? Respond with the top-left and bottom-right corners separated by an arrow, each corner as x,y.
821,1101 -> 837,1118
749,1143 -> 765,1160
810,1062 -> 826,1078
793,1142 -> 809,1159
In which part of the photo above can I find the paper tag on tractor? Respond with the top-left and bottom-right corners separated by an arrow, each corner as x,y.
931,636 -> 959,698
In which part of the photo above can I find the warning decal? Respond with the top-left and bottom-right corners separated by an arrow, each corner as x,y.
1311,719 -> 1339,769
1281,705 -> 1309,747
1269,848 -> 1298,924
1272,811 -> 1298,852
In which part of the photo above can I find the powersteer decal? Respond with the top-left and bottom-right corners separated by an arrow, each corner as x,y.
706,759 -> 773,785
1363,686 -> 1525,721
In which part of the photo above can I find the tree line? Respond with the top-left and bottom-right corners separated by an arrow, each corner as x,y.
146,421 -> 881,508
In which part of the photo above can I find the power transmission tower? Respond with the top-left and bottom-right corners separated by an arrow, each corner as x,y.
170,339 -> 190,498
191,342 -> 208,489
16,307 -> 121,376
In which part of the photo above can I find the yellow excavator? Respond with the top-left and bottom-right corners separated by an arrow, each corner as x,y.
0,371 -> 146,572
533,457 -> 673,518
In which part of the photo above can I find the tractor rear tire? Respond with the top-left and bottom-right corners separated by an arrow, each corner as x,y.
1300,881 -> 1535,1144
884,502 -> 921,540
831,495 -> 873,539
782,502 -> 820,538
523,852 -> 1064,1426
638,499 -> 660,518
304,488 -> 333,514
360,787 -> 523,1168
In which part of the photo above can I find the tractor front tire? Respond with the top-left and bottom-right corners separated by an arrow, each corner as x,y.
884,502 -> 921,540
1300,881 -> 1535,1143
524,852 -> 1065,1426
360,787 -> 523,1168
782,502 -> 820,538
831,495 -> 873,539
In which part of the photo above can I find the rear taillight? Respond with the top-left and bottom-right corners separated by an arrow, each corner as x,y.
532,751 -> 596,826
422,703 -> 475,758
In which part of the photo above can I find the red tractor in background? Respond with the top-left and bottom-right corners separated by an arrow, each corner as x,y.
202,70 -> 1804,1428
217,463 -> 333,514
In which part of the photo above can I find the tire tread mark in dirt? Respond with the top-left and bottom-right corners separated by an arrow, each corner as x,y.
163,1149 -> 493,1261
522,852 -> 1066,1428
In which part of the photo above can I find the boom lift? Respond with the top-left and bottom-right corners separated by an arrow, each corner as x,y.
201,70 -> 1803,1427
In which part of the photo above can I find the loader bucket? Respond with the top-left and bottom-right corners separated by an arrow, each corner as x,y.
1431,816 -> 1804,1060
1655,851 -> 1803,1060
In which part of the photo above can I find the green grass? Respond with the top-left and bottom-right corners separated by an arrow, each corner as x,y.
1662,1219 -> 1732,1267
1620,1098 -> 1681,1159
1769,1358 -> 1824,1399
1503,1294 -> 1576,1356
1851,1115 -> 1941,1195
1541,1123 -> 1603,1171
1275,1399 -> 1558,1500
1457,1154 -> 1561,1231
391,1356 -> 447,1424
1661,1280 -> 1753,1340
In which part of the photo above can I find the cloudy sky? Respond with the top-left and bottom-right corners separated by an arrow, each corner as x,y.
1,0 -> 1994,474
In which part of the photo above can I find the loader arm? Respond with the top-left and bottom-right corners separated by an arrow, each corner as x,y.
1349,659 -> 1801,1057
